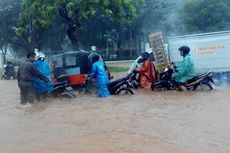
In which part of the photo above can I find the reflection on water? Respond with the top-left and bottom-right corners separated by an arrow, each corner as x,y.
0,80 -> 230,153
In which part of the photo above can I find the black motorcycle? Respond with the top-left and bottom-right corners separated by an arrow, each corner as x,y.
152,67 -> 215,91
126,71 -> 140,89
108,74 -> 134,95
81,74 -> 135,95
1,70 -> 7,80
49,67 -> 76,98
1,63 -> 16,80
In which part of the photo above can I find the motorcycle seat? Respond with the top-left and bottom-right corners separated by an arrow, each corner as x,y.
109,77 -> 127,87
186,72 -> 210,84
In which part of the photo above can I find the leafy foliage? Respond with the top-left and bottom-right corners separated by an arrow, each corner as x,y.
18,0 -> 138,49
180,0 -> 230,33
0,0 -> 27,56
3,0 -> 230,59
1,0 -> 175,58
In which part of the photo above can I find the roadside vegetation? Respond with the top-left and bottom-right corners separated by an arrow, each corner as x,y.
107,67 -> 129,73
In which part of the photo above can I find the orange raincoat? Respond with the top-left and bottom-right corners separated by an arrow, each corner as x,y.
137,59 -> 156,89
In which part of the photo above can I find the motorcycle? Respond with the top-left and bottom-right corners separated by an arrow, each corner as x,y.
1,71 -> 7,80
1,64 -> 16,80
49,68 -> 76,98
82,74 -> 135,95
152,66 -> 215,91
108,74 -> 134,95
126,71 -> 140,89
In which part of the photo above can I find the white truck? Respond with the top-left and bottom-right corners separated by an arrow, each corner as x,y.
168,31 -> 230,73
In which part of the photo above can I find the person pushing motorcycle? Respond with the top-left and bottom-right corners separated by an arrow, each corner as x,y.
17,52 -> 50,104
172,46 -> 196,91
33,51 -> 53,101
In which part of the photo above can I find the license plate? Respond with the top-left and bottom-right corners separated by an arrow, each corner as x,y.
65,86 -> 73,91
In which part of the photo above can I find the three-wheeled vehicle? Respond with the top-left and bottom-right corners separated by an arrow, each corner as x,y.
50,50 -> 134,95
50,50 -> 110,86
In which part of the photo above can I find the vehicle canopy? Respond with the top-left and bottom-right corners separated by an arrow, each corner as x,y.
50,50 -> 106,85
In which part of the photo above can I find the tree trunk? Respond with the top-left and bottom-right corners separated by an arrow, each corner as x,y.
0,47 -> 7,64
67,29 -> 79,50
129,30 -> 133,58
59,6 -> 80,50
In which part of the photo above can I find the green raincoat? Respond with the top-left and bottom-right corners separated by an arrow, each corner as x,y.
172,54 -> 196,83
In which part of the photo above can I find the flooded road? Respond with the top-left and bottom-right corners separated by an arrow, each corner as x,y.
0,79 -> 230,153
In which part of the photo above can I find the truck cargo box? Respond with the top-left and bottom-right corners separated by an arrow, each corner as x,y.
168,31 -> 230,72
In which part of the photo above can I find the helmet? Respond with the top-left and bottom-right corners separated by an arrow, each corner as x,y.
146,48 -> 152,54
141,51 -> 149,60
92,54 -> 100,63
178,46 -> 190,56
35,52 -> 45,61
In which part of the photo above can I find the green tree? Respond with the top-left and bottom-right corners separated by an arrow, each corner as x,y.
0,0 -> 67,59
180,0 -> 230,33
0,0 -> 25,62
78,0 -> 175,58
18,0 -> 138,50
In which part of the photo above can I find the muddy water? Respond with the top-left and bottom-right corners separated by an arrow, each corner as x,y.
0,80 -> 230,153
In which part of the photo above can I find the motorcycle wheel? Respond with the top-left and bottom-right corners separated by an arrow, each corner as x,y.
153,84 -> 171,91
61,90 -> 77,98
78,86 -> 98,97
87,86 -> 98,97
117,88 -> 134,95
193,83 -> 213,91
1,76 -> 6,80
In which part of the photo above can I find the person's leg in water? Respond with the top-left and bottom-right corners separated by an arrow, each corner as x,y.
35,93 -> 42,102
178,82 -> 187,92
98,84 -> 110,98
6,72 -> 11,80
12,70 -> 16,80
41,92 -> 48,101
36,92 -> 48,102
19,86 -> 27,105
27,87 -> 35,104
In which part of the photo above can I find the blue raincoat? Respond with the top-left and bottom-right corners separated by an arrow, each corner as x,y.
172,54 -> 196,83
33,60 -> 53,94
92,61 -> 110,97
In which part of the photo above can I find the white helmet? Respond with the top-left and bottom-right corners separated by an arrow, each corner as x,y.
35,52 -> 45,61
146,48 -> 152,54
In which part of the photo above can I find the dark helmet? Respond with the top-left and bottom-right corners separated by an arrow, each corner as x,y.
92,54 -> 100,63
178,46 -> 190,56
141,52 -> 149,60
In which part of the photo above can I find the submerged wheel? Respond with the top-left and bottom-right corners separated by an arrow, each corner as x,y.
68,90 -> 77,98
1,76 -> 6,80
153,84 -> 171,91
78,85 -> 98,97
193,83 -> 213,91
61,90 -> 77,98
117,88 -> 134,95
87,86 -> 98,97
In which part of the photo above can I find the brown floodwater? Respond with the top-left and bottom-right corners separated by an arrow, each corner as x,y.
0,79 -> 230,153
